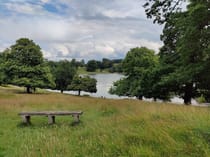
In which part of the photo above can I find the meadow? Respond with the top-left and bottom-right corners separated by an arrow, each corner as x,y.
0,86 -> 210,157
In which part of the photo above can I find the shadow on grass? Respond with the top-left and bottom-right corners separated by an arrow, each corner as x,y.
15,91 -> 51,95
70,121 -> 83,126
17,122 -> 33,128
17,120 -> 84,129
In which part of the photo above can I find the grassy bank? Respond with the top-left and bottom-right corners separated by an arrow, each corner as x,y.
0,86 -> 210,157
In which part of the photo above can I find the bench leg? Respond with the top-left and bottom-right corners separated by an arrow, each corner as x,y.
48,115 -> 55,124
22,116 -> 31,124
73,114 -> 80,123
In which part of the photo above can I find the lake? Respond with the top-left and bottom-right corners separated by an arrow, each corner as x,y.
65,73 -> 125,99
62,73 -> 198,105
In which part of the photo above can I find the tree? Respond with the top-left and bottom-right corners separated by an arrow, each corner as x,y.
0,49 -> 8,85
144,0 -> 185,24
54,60 -> 77,93
110,47 -> 158,99
3,38 -> 55,93
68,75 -> 97,96
108,63 -> 123,73
144,0 -> 210,104
86,60 -> 98,72
101,58 -> 112,70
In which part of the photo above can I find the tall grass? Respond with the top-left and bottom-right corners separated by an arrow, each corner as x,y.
0,86 -> 210,157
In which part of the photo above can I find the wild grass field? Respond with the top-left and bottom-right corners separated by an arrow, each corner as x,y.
0,86 -> 210,157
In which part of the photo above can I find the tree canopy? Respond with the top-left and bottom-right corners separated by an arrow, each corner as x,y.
86,60 -> 98,72
2,38 -> 55,93
144,0 -> 186,24
0,51 -> 7,85
52,60 -> 77,93
143,0 -> 210,104
110,47 -> 159,99
68,75 -> 97,96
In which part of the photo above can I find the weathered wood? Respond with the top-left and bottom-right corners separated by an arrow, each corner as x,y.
72,114 -> 79,123
22,115 -> 31,124
18,111 -> 83,124
48,115 -> 55,124
19,111 -> 83,116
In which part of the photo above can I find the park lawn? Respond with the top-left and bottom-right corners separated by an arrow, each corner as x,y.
0,86 -> 210,157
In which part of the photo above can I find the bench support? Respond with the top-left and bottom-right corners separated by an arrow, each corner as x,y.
22,115 -> 31,124
48,115 -> 55,124
73,114 -> 80,123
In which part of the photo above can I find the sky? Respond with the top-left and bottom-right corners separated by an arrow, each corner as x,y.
0,0 -> 163,61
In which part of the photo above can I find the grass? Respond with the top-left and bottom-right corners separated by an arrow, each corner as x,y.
0,86 -> 210,157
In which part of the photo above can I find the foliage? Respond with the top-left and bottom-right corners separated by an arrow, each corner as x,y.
196,95 -> 206,103
2,38 -> 55,93
0,50 -> 8,85
110,47 -> 159,99
108,63 -> 123,73
143,0 -> 185,24
86,60 -> 98,72
101,58 -> 113,70
52,60 -> 77,93
71,59 -> 85,68
68,75 -> 97,96
81,59 -> 122,73
144,0 -> 210,104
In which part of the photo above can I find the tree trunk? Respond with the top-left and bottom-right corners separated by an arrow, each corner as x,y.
137,95 -> 143,100
26,86 -> 31,93
78,89 -> 81,96
183,83 -> 193,105
61,89 -> 63,93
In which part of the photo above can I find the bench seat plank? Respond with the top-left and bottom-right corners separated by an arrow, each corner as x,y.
19,111 -> 83,116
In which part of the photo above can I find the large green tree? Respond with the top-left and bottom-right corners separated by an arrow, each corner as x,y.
3,38 -> 55,93
68,75 -> 97,96
144,0 -> 210,104
0,51 -> 7,85
110,47 -> 159,99
53,60 -> 77,93
86,60 -> 98,72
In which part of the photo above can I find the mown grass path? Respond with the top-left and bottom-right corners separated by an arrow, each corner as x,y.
0,86 -> 210,157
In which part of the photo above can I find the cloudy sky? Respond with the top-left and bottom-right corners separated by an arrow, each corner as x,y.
0,0 -> 162,61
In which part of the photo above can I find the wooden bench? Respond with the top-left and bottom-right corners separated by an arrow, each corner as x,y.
18,111 -> 83,124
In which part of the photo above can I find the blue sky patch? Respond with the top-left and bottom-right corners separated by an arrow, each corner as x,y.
43,3 -> 68,15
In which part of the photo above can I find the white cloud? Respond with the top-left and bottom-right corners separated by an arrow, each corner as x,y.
5,2 -> 44,15
41,0 -> 50,3
0,16 -> 70,42
42,49 -> 52,58
95,45 -> 115,55
53,44 -> 69,56
0,0 -> 163,60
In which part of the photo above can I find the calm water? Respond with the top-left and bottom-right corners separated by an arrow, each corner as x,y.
61,73 -> 198,105
65,73 -> 125,99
